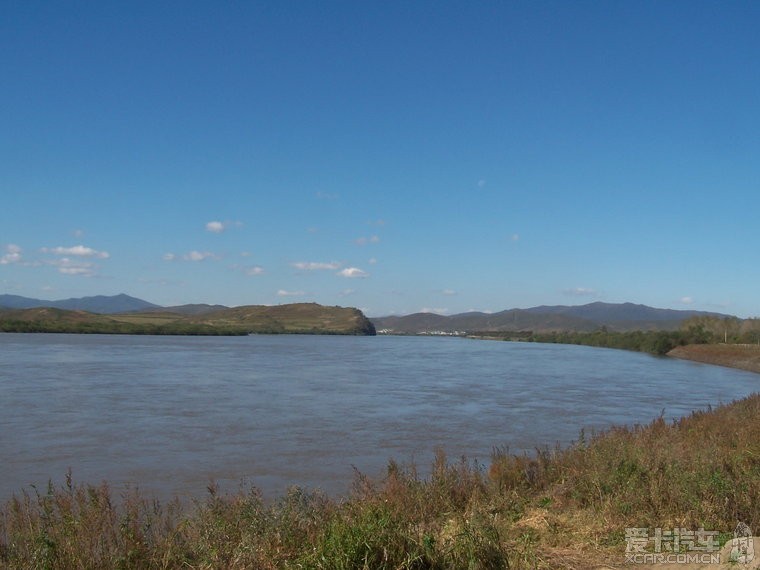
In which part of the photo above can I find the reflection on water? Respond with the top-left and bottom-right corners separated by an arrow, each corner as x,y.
0,333 -> 757,501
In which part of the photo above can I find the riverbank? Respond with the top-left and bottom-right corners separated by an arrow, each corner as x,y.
668,343 -> 760,374
1,351 -> 758,568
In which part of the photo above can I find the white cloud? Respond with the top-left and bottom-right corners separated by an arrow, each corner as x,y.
166,251 -> 220,262
72,229 -> 85,238
183,251 -> 217,262
206,221 -> 225,233
42,245 -> 109,259
1,244 -> 22,265
229,263 -> 264,276
205,220 -> 242,233
39,245 -> 108,276
48,257 -> 96,277
420,307 -> 449,315
511,234 -> 520,242
563,287 -> 598,297
368,257 -> 377,265
240,251 -> 252,257
292,261 -> 342,271
680,296 -> 695,305
277,289 -> 305,297
441,289 -> 457,296
245,266 -> 265,276
338,267 -> 369,278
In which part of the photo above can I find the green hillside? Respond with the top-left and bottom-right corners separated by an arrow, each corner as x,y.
0,303 -> 376,336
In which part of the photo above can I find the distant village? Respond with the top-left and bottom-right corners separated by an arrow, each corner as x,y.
376,329 -> 467,336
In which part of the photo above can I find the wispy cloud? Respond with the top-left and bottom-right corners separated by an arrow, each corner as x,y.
205,220 -> 242,233
48,258 -> 96,277
165,251 -> 219,262
245,266 -> 264,276
355,235 -> 380,246
1,244 -> 22,265
367,219 -> 386,227
339,289 -> 356,297
441,289 -> 457,296
368,257 -> 378,265
511,233 -> 520,242
42,245 -> 109,259
316,191 -> 339,200
72,229 -> 85,238
291,261 -> 342,271
338,267 -> 369,278
277,289 -> 305,297
679,296 -> 695,305
563,287 -> 598,297
39,244 -> 109,276
477,179 -> 487,188
229,263 -> 265,276
183,251 -> 218,262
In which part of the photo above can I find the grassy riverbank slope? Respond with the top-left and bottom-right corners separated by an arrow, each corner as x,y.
668,343 -> 760,374
0,303 -> 376,336
2,390 -> 758,568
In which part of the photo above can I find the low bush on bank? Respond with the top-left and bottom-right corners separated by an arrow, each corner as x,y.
2,394 -> 759,569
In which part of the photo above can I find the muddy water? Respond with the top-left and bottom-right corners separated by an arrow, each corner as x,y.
1,333 -> 757,501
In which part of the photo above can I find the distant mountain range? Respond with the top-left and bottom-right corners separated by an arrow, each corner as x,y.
0,294 -> 733,333
371,302 -> 731,334
0,293 -> 234,316
0,293 -> 160,314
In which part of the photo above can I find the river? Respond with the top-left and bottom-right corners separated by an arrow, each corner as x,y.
1,333 -> 757,501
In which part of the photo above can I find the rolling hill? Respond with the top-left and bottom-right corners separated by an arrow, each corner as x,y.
0,302 -> 376,336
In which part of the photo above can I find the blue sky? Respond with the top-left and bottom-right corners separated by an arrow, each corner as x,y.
2,2 -> 759,317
